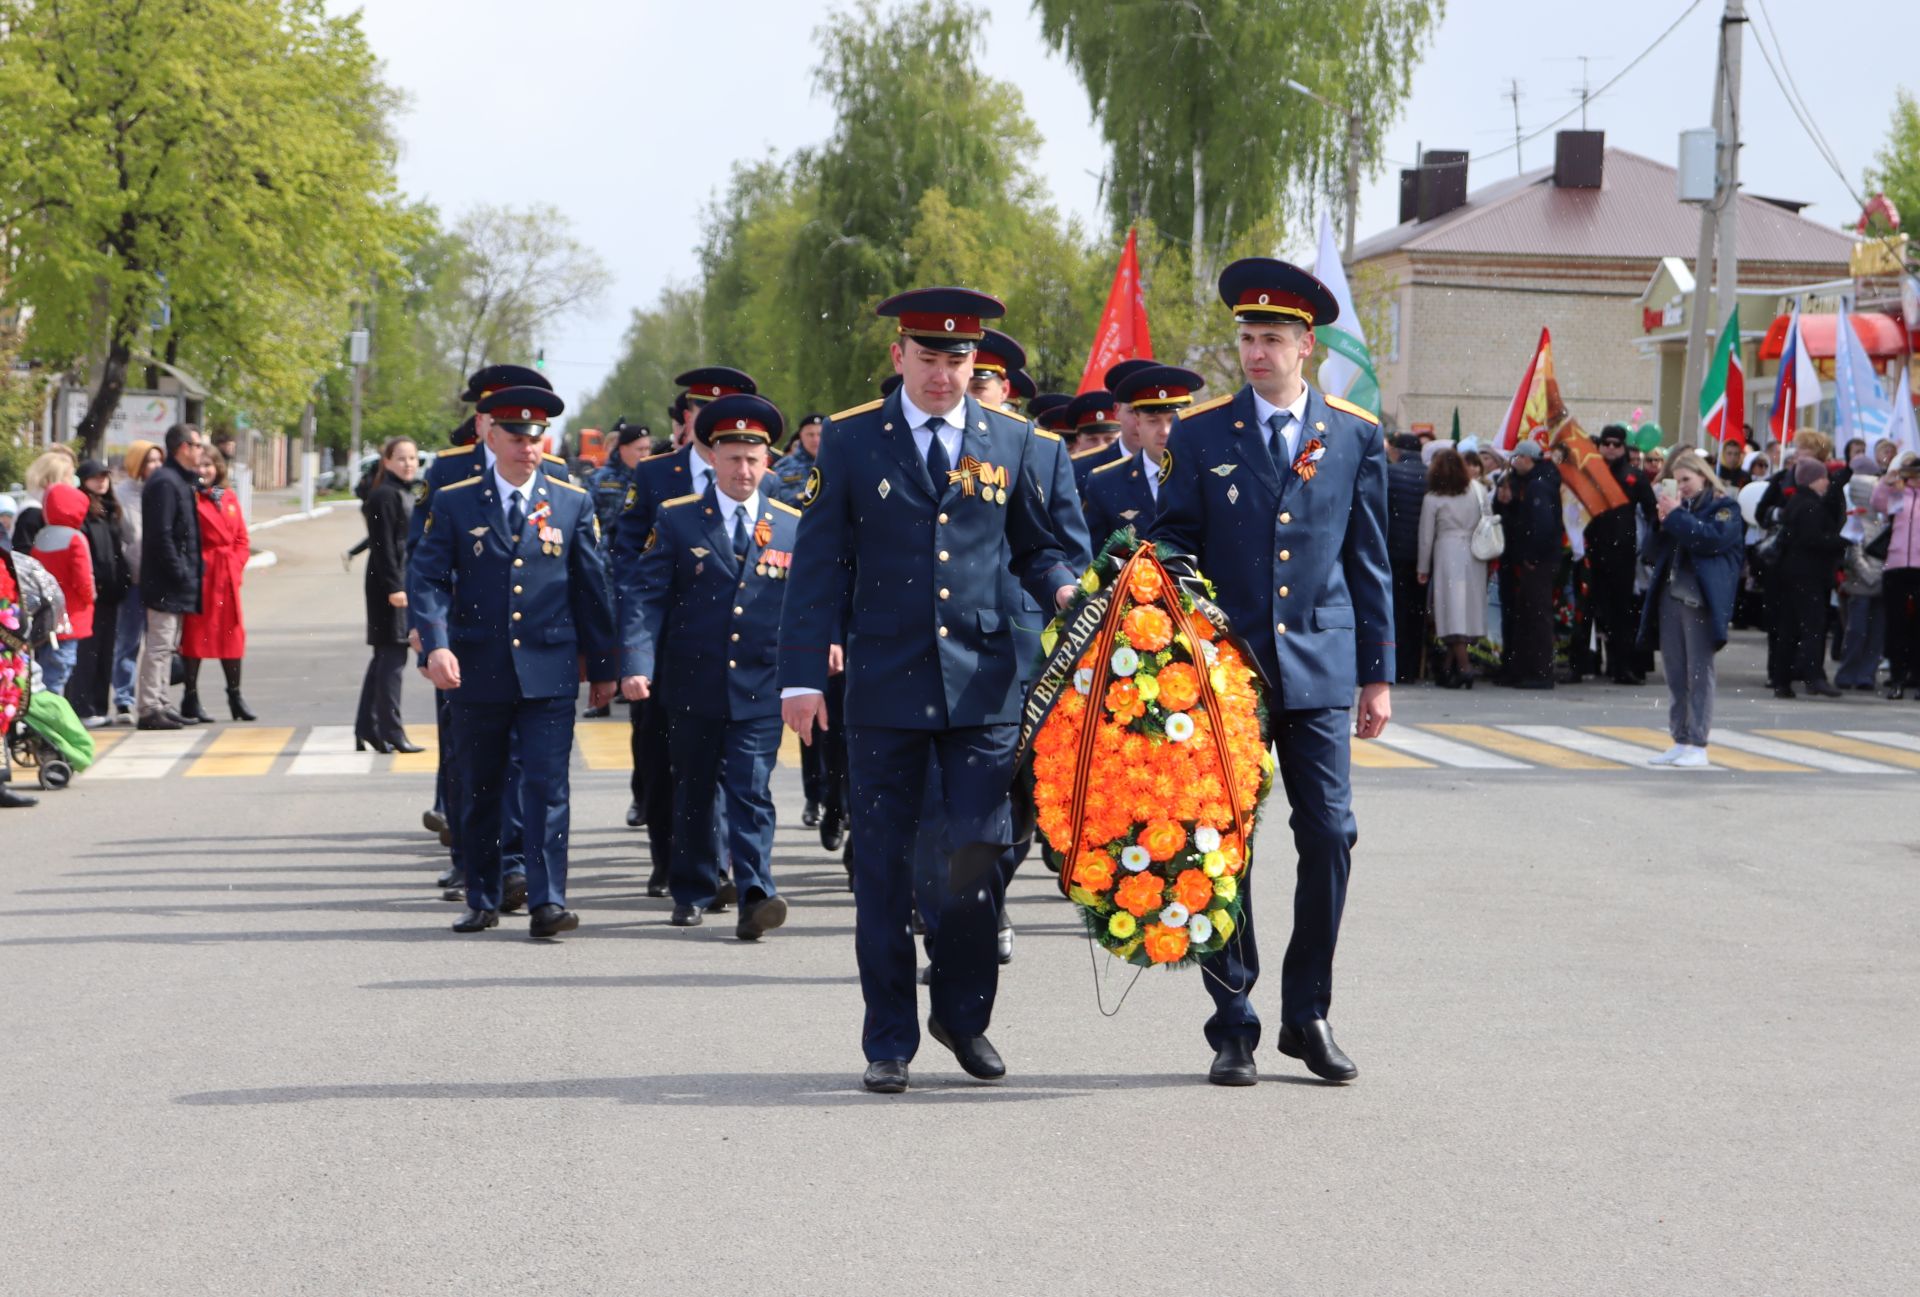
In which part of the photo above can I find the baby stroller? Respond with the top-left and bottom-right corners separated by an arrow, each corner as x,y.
2,552 -> 94,790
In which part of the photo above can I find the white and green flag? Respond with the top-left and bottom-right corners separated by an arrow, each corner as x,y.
1312,211 -> 1379,415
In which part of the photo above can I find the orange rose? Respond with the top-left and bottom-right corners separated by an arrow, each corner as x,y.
1123,604 -> 1173,652
1105,679 -> 1145,723
1189,610 -> 1218,641
1139,819 -> 1188,862
1142,922 -> 1190,964
1072,852 -> 1116,893
1114,871 -> 1166,918
1172,868 -> 1213,913
1156,661 -> 1201,712
1127,563 -> 1164,604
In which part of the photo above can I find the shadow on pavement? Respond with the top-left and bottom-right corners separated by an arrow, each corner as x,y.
363,973 -> 860,990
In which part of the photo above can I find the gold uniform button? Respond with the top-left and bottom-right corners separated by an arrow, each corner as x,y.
513,558 -> 524,568
1276,623 -> 1287,636
728,660 -> 737,669
512,585 -> 523,594
1278,586 -> 1290,598
938,626 -> 949,638
511,638 -> 521,647
1279,512 -> 1292,524
937,513 -> 949,524
1279,549 -> 1291,562
939,588 -> 950,600
938,550 -> 950,562
730,632 -> 740,643
511,611 -> 522,621
733,606 -> 744,616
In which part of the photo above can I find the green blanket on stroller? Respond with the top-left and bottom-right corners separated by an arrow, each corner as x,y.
23,688 -> 97,772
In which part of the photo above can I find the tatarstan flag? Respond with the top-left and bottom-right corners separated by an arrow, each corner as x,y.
1700,305 -> 1745,445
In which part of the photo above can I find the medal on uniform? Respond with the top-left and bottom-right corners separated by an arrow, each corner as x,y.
754,517 -> 772,548
877,478 -> 891,500
1227,484 -> 1240,505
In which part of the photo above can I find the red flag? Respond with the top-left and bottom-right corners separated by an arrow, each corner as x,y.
1077,228 -> 1152,393
1498,327 -> 1565,450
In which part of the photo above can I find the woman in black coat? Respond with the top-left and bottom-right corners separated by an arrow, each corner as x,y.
66,459 -> 134,724
1775,458 -> 1846,698
354,438 -> 423,752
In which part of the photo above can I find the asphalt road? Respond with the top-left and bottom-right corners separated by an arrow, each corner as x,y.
4,505 -> 1916,1295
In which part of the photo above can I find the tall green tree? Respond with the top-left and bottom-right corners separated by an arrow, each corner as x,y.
1033,0 -> 1441,291
0,0 -> 407,457
570,286 -> 706,437
1865,89 -> 1920,253
434,204 -> 611,383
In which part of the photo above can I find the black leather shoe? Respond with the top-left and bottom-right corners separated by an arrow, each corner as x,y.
1276,1020 -> 1359,1082
180,690 -> 214,724
862,1059 -> 909,1093
0,786 -> 38,809
440,887 -> 465,903
452,908 -> 498,933
389,737 -> 425,754
646,866 -> 669,898
1208,1037 -> 1258,1086
500,873 -> 528,915
928,1016 -> 1006,1080
136,711 -> 182,731
437,865 -> 460,888
736,894 -> 788,941
583,702 -> 611,718
226,689 -> 256,722
1805,680 -> 1842,698
528,903 -> 579,938
669,905 -> 703,927
1884,685 -> 1907,700
820,807 -> 845,852
802,801 -> 820,828
423,809 -> 447,834
626,800 -> 643,828
996,914 -> 1015,965
1775,686 -> 1797,699
707,878 -> 737,913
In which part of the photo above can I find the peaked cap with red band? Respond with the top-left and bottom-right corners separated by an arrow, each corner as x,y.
876,286 -> 1005,354
694,393 -> 784,449
673,366 -> 759,406
1066,390 -> 1121,432
1218,257 -> 1339,328
971,328 -> 1028,378
1112,364 -> 1205,411
476,385 -> 565,429
462,363 -> 551,404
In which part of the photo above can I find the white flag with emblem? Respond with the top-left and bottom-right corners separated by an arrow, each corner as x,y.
1311,211 -> 1379,415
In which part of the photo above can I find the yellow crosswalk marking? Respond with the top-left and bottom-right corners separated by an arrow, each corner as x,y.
184,726 -> 295,778
389,725 -> 439,773
1589,725 -> 1809,772
1425,723 -> 1622,769
576,722 -> 630,771
1756,729 -> 1920,771
779,728 -> 801,770
1351,739 -> 1433,769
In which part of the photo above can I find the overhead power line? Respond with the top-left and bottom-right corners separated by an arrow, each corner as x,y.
1748,0 -> 1866,212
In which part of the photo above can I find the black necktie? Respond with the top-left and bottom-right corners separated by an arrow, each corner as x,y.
731,504 -> 750,564
1269,411 -> 1294,466
507,488 -> 525,537
923,420 -> 951,485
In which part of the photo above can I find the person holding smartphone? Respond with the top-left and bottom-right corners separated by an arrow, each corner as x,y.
1639,450 -> 1744,767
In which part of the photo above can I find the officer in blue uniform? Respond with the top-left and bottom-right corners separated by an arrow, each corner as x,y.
1145,258 -> 1394,1087
1067,391 -> 1126,496
610,367 -> 758,899
588,420 -> 651,544
1027,392 -> 1071,436
410,364 -> 571,910
410,386 -> 619,939
621,394 -> 801,940
1006,368 -> 1037,413
769,412 -> 825,511
1082,364 -> 1204,544
780,288 -> 1078,1094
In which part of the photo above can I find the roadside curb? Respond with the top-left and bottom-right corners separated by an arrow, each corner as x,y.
251,504 -> 335,532
245,551 -> 279,571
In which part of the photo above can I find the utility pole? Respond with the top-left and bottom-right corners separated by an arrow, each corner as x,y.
1679,0 -> 1746,447
1505,79 -> 1525,174
1344,102 -> 1363,261
347,309 -> 369,472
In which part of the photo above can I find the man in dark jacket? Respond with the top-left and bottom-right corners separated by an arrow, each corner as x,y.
1582,425 -> 1657,683
135,423 -> 205,729
1384,433 -> 1428,682
1494,442 -> 1563,688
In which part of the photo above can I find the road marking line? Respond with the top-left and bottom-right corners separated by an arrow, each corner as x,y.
1836,730 -> 1920,757
185,726 -> 295,777
1583,724 -> 1814,771
1351,740 -> 1433,769
1510,726 -> 1690,769
1424,723 -> 1623,769
1757,729 -> 1920,771
1373,729 -> 1528,769
1707,728 -> 1900,774
288,725 -> 375,776
87,729 -> 205,779
576,723 -> 629,771
778,728 -> 802,770
389,725 -> 439,773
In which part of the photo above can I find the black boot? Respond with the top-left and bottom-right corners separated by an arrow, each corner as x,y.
227,688 -> 257,722
179,688 -> 214,724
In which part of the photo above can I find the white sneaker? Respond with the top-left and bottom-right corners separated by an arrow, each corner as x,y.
1670,746 -> 1710,769
1648,744 -> 1687,766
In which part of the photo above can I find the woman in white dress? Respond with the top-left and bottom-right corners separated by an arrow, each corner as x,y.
1417,447 -> 1489,688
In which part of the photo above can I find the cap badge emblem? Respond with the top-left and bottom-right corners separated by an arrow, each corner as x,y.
944,317 -> 956,331
735,419 -> 748,430
1257,293 -> 1270,305
520,409 -> 531,419
1158,389 -> 1168,399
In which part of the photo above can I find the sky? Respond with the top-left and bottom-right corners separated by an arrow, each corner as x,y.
333,0 -> 1911,416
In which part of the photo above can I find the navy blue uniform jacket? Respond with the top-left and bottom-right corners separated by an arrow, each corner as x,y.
408,473 -> 618,704
622,488 -> 802,721
407,441 -> 570,553
779,392 -> 1076,729
1082,449 -> 1159,548
1147,385 -> 1394,709
610,444 -> 704,578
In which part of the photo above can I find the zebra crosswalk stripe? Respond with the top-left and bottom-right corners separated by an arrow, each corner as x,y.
1705,728 -> 1901,775
1373,729 -> 1528,769
86,729 -> 204,780
1424,723 -> 1624,769
1756,730 -> 1920,771
1504,725 -> 1679,769
287,726 -> 376,776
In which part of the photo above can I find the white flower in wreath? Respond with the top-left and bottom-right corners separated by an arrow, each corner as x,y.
1158,902 -> 1190,929
1200,640 -> 1219,666
1187,912 -> 1214,943
1110,646 -> 1139,677
1163,712 -> 1195,742
1193,826 -> 1222,853
1073,667 -> 1094,695
1120,845 -> 1151,872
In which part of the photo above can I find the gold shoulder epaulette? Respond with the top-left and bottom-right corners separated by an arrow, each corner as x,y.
1324,394 -> 1381,426
985,403 -> 1029,424
550,477 -> 587,494
1182,394 -> 1232,417
543,452 -> 567,463
829,398 -> 884,422
769,499 -> 802,517
437,443 -> 476,457
1069,446 -> 1105,460
438,475 -> 482,492
1033,428 -> 1061,442
661,493 -> 702,509
1091,458 -> 1131,476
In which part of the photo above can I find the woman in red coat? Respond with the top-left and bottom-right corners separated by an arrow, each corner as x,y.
179,448 -> 255,722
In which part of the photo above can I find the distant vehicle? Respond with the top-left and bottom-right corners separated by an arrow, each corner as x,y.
572,427 -> 608,471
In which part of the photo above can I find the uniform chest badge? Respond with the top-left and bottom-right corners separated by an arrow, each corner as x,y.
468,526 -> 490,537
689,546 -> 710,559
758,549 -> 793,580
1227,484 -> 1240,505
1211,463 -> 1238,477
1119,509 -> 1139,521
754,517 -> 773,548
1292,439 -> 1327,484
540,525 -> 564,556
878,478 -> 891,500
950,456 -> 1009,504
528,501 -> 552,530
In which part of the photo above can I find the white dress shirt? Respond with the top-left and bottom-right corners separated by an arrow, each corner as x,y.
897,389 -> 967,470
688,446 -> 714,499
718,487 -> 762,550
1140,449 -> 1162,502
1251,386 -> 1311,465
492,467 -> 538,530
